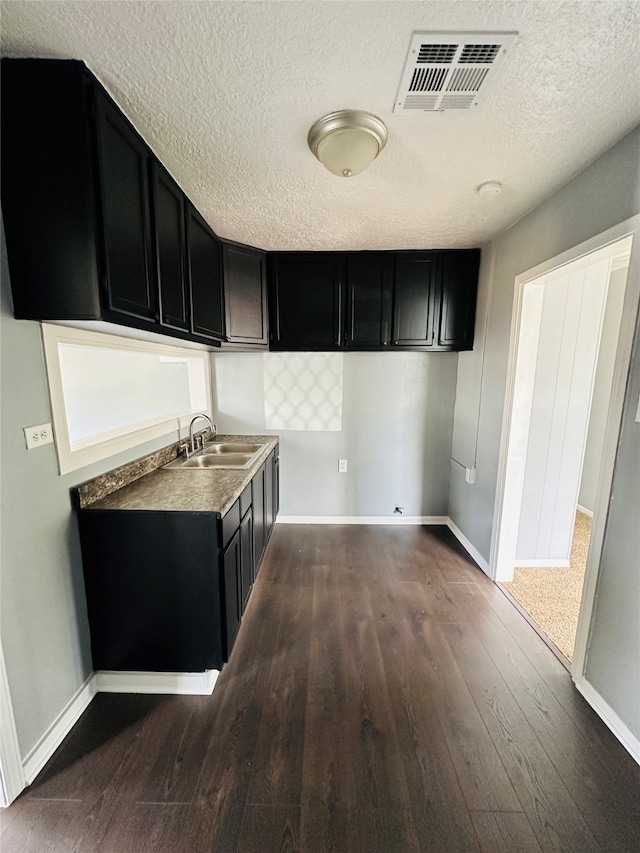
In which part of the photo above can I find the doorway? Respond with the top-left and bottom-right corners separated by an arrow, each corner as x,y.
490,217 -> 640,679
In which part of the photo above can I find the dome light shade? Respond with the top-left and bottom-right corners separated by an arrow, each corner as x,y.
308,110 -> 388,177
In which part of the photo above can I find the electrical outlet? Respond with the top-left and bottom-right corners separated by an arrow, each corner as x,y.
338,459 -> 348,473
24,422 -> 54,450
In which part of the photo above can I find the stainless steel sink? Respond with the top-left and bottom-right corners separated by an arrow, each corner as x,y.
163,442 -> 266,471
202,443 -> 265,455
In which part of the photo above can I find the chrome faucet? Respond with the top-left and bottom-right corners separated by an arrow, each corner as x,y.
188,413 -> 217,454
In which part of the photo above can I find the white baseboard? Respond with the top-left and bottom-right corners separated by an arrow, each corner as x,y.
574,677 -> 640,766
577,504 -> 594,518
0,643 -> 26,805
23,673 -> 97,785
276,515 -> 449,525
95,669 -> 219,696
19,668 -> 219,788
513,559 -> 570,568
446,519 -> 491,575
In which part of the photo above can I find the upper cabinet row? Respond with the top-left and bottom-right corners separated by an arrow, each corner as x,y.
2,59 -> 227,345
1,58 -> 478,353
269,249 -> 479,352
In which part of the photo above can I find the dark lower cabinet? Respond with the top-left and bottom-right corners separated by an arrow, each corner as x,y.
78,444 -> 278,673
253,462 -> 266,568
253,448 -> 279,571
222,528 -> 242,660
78,510 -> 223,672
240,508 -> 254,607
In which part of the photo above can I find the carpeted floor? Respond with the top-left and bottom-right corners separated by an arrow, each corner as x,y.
502,510 -> 591,661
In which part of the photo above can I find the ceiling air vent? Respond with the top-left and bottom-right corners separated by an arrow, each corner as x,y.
394,32 -> 517,112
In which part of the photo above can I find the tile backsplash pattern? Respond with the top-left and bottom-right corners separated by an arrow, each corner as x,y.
263,352 -> 343,431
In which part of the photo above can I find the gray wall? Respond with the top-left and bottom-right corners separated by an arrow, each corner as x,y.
578,264 -> 628,513
212,351 -> 457,517
584,311 -> 640,739
450,125 -> 640,561
449,124 -> 640,740
0,223 -> 193,758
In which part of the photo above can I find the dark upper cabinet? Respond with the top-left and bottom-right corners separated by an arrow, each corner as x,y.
1,58 -> 222,347
344,252 -> 392,349
267,250 -> 478,352
1,59 -> 102,320
150,162 -> 190,332
391,253 -> 439,349
269,253 -> 343,350
94,93 -> 157,322
186,205 -> 225,341
438,250 -> 480,350
223,243 -> 268,346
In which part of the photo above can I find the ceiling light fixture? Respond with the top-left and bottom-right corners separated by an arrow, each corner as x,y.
308,110 -> 388,177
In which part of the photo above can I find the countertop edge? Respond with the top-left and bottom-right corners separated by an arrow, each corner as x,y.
79,435 -> 279,516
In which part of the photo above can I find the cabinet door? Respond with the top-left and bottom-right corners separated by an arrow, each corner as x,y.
273,451 -> 280,518
391,253 -> 439,348
269,253 -> 342,350
78,509 -> 223,672
438,250 -> 480,350
265,450 -> 275,543
253,463 -> 266,569
222,529 -> 241,660
95,94 -> 157,322
344,253 -> 392,348
151,163 -> 190,332
223,244 -> 268,345
240,509 -> 254,611
1,59 -> 102,320
186,205 -> 225,341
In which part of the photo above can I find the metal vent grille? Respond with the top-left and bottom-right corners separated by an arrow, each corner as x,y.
417,44 -> 457,64
459,44 -> 501,64
410,67 -> 448,92
394,31 -> 517,112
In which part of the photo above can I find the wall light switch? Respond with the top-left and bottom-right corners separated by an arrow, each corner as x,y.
338,459 -> 348,473
24,422 -> 54,450
465,466 -> 477,485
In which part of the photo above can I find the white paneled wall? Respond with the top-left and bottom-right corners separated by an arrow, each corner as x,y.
515,257 -> 610,564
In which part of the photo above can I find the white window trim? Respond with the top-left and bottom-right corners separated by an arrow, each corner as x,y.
41,323 -> 213,475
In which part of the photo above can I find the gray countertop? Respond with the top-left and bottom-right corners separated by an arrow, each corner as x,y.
85,435 -> 279,517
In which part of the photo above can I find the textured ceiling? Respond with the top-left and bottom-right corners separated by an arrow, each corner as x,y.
2,1 -> 640,250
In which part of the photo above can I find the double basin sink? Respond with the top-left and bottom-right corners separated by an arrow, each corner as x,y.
164,442 -> 267,471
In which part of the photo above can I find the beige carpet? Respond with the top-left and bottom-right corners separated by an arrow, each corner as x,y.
502,511 -> 591,661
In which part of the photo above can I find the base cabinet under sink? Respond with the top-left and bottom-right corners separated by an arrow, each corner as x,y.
78,446 -> 279,673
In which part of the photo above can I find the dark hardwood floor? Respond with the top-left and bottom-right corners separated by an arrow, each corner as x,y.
3,525 -> 640,852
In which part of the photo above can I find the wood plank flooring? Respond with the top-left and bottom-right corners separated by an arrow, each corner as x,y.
3,525 -> 639,852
